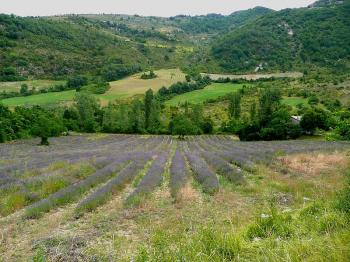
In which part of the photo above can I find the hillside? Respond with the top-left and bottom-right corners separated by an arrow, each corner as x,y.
81,7 -> 272,41
0,15 -> 188,80
206,0 -> 350,73
0,7 -> 275,81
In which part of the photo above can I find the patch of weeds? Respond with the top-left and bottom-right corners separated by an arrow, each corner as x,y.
69,163 -> 96,179
246,208 -> 294,240
32,236 -> 88,261
132,160 -> 153,187
47,161 -> 67,171
335,169 -> 350,216
134,226 -> 242,261
0,193 -> 27,216
319,212 -> 348,234
197,228 -> 242,260
125,192 -> 148,208
40,177 -> 69,198
299,201 -> 325,218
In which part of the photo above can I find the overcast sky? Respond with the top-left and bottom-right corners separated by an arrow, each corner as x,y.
0,0 -> 316,17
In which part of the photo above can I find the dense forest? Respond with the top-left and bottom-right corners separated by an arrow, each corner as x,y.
207,0 -> 350,72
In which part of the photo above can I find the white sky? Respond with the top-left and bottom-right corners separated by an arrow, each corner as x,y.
0,0 -> 316,17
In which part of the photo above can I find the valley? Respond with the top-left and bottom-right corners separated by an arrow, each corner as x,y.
0,0 -> 350,261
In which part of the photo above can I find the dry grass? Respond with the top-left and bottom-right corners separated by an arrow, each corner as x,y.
202,72 -> 303,81
175,182 -> 202,204
101,68 -> 186,105
278,152 -> 348,177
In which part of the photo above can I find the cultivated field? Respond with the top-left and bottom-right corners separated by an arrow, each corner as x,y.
1,135 -> 349,261
282,96 -> 308,107
202,72 -> 304,81
103,68 -> 186,103
166,83 -> 247,106
0,80 -> 66,92
1,90 -> 76,107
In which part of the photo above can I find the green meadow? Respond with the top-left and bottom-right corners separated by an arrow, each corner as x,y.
165,83 -> 247,106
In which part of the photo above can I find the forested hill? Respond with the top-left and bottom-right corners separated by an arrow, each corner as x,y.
0,15 -> 189,80
81,7 -> 272,37
0,7 -> 273,80
0,1 -> 349,80
206,0 -> 350,73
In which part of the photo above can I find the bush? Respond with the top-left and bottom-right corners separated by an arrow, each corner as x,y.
140,70 -> 157,80
67,76 -> 88,89
80,82 -> 110,94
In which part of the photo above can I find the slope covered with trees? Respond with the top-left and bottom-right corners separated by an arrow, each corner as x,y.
208,0 -> 350,73
0,15 -> 187,80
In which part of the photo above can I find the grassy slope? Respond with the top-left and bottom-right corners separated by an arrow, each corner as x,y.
0,69 -> 186,106
166,83 -> 246,106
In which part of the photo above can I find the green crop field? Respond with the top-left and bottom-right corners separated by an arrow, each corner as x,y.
1,90 -> 76,107
165,83 -> 247,106
0,80 -> 66,92
282,96 -> 308,107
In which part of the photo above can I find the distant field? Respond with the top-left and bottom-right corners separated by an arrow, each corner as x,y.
0,80 -> 65,92
165,83 -> 246,106
282,96 -> 308,106
106,68 -> 186,98
202,72 -> 303,81
0,69 -> 186,107
1,90 -> 76,107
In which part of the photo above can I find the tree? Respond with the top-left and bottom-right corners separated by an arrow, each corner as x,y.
259,88 -> 282,125
74,93 -> 100,132
144,89 -> 154,129
169,115 -> 201,139
300,108 -> 329,134
336,120 -> 350,140
308,95 -> 319,106
20,84 -> 29,95
67,76 -> 88,90
147,100 -> 162,133
130,100 -> 145,133
31,114 -> 63,145
250,101 -> 257,122
229,92 -> 241,119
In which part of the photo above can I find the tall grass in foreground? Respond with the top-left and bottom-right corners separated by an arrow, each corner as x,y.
134,166 -> 350,262
134,204 -> 350,262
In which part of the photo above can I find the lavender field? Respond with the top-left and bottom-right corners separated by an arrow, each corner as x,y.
1,134 -> 350,261
0,134 -> 348,219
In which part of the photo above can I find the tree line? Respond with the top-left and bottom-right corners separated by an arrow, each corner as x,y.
0,89 -> 214,145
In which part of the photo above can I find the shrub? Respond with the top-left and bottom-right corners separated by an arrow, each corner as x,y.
140,70 -> 157,80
